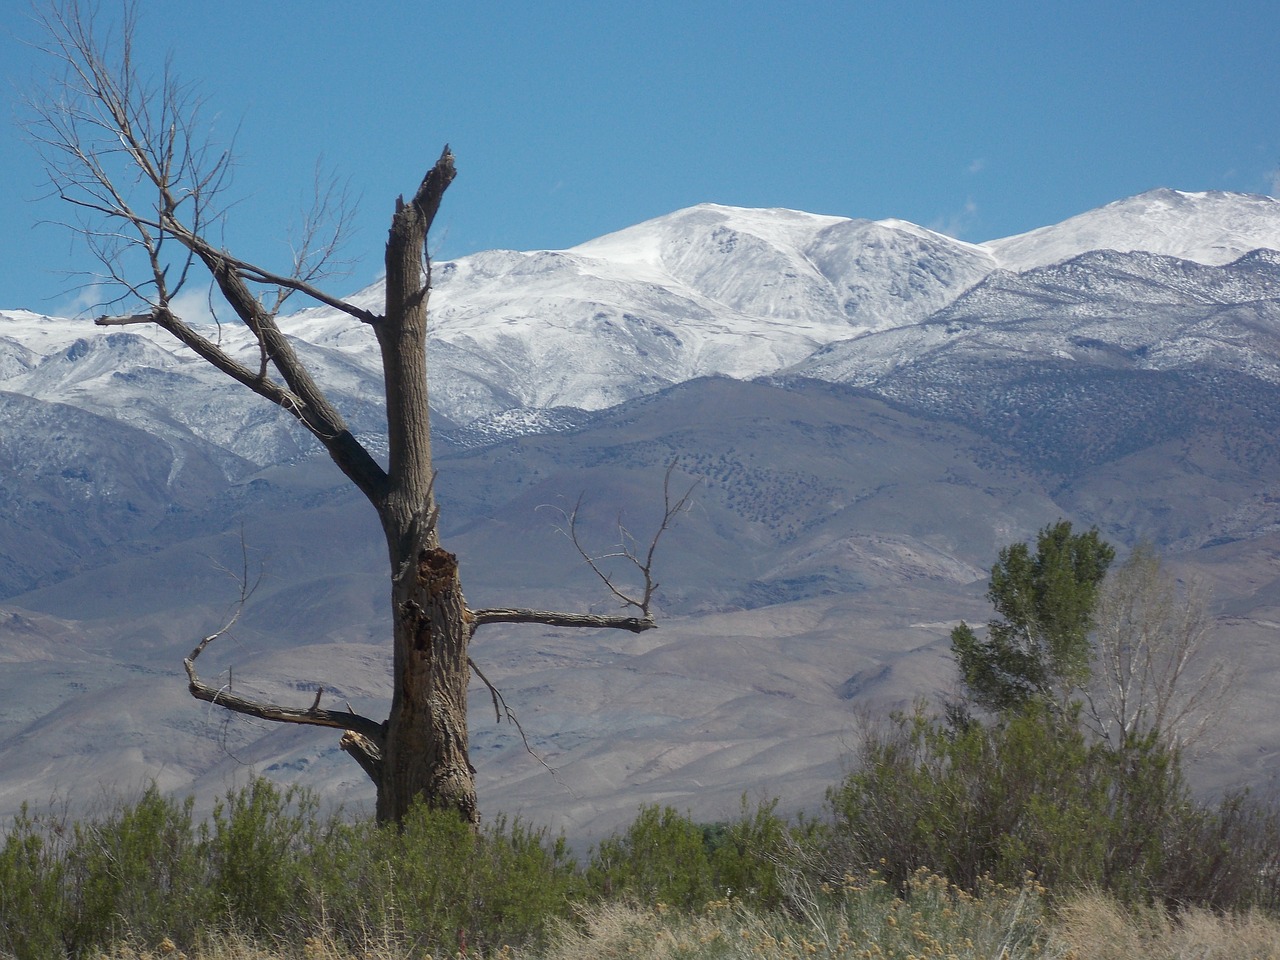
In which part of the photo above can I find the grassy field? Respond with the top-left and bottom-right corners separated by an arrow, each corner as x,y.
81,885 -> 1280,960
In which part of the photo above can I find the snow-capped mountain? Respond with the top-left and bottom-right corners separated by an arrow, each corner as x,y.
7,188 -> 1279,460
413,188 -> 1280,424
986,189 -> 1280,270
288,203 -> 999,423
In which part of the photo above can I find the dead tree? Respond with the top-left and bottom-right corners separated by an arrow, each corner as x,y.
25,0 -> 687,825
1084,545 -> 1238,756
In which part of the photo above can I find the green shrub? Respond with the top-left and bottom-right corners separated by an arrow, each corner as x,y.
0,804 -> 69,960
588,804 -> 716,909
824,703 -> 1197,900
0,779 -> 585,958
205,778 -> 318,934
1154,787 -> 1280,912
302,801 -> 583,955
463,814 -> 584,948
827,701 -> 1280,913
63,785 -> 209,953
702,797 -> 802,911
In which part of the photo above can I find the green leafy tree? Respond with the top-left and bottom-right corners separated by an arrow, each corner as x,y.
951,521 -> 1114,714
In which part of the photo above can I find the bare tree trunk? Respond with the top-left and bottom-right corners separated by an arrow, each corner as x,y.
370,150 -> 478,824
381,544 -> 476,823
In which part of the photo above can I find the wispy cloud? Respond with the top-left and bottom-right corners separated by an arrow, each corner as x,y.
967,158 -> 986,175
51,279 -> 220,325
167,284 -> 219,326
56,282 -> 109,319
929,198 -> 979,240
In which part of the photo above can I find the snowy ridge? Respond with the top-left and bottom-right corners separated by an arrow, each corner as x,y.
4,188 -> 1280,464
791,245 -> 1280,405
984,189 -> 1280,270
386,203 -> 997,420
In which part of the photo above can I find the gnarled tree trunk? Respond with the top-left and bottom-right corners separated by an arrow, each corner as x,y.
371,153 -> 478,824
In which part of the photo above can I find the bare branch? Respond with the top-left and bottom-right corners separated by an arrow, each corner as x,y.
184,655 -> 383,745
93,311 -> 152,326
468,657 -> 559,778
546,462 -> 696,619
270,160 -> 361,314
96,303 -> 305,408
463,468 -> 691,792
470,608 -> 655,633
183,544 -> 385,749
471,466 -> 692,636
224,251 -> 378,325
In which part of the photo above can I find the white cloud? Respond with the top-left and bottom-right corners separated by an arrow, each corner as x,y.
929,198 -> 979,240
49,276 -> 219,325
56,282 -> 110,319
167,283 -> 219,326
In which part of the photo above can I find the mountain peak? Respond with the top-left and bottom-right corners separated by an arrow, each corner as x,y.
568,202 -> 850,268
984,188 -> 1280,271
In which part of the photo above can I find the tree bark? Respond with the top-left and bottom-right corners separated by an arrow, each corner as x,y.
369,147 -> 478,824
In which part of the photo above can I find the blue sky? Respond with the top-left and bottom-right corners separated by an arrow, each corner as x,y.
2,1 -> 1277,315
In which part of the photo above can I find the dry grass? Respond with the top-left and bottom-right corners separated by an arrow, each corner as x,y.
1051,892 -> 1280,960
88,929 -> 420,960
83,885 -> 1280,960
533,869 -> 1067,960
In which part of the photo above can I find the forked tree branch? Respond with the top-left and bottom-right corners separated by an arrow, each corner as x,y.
569,462 -> 696,615
469,464 -> 696,634
183,547 -> 385,754
184,647 -> 385,745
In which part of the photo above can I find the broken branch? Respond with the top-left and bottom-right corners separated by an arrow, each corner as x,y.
183,539 -> 385,757
184,640 -> 384,744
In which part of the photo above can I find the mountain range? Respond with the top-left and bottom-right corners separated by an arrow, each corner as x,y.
3,187 -> 1280,837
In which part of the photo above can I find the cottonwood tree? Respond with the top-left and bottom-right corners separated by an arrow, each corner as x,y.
1084,544 -> 1236,754
950,521 -> 1114,715
24,0 -> 687,825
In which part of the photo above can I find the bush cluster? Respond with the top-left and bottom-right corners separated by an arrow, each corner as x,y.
3,757 -> 1279,960
0,780 -> 805,959
0,781 -> 582,960
824,702 -> 1280,912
